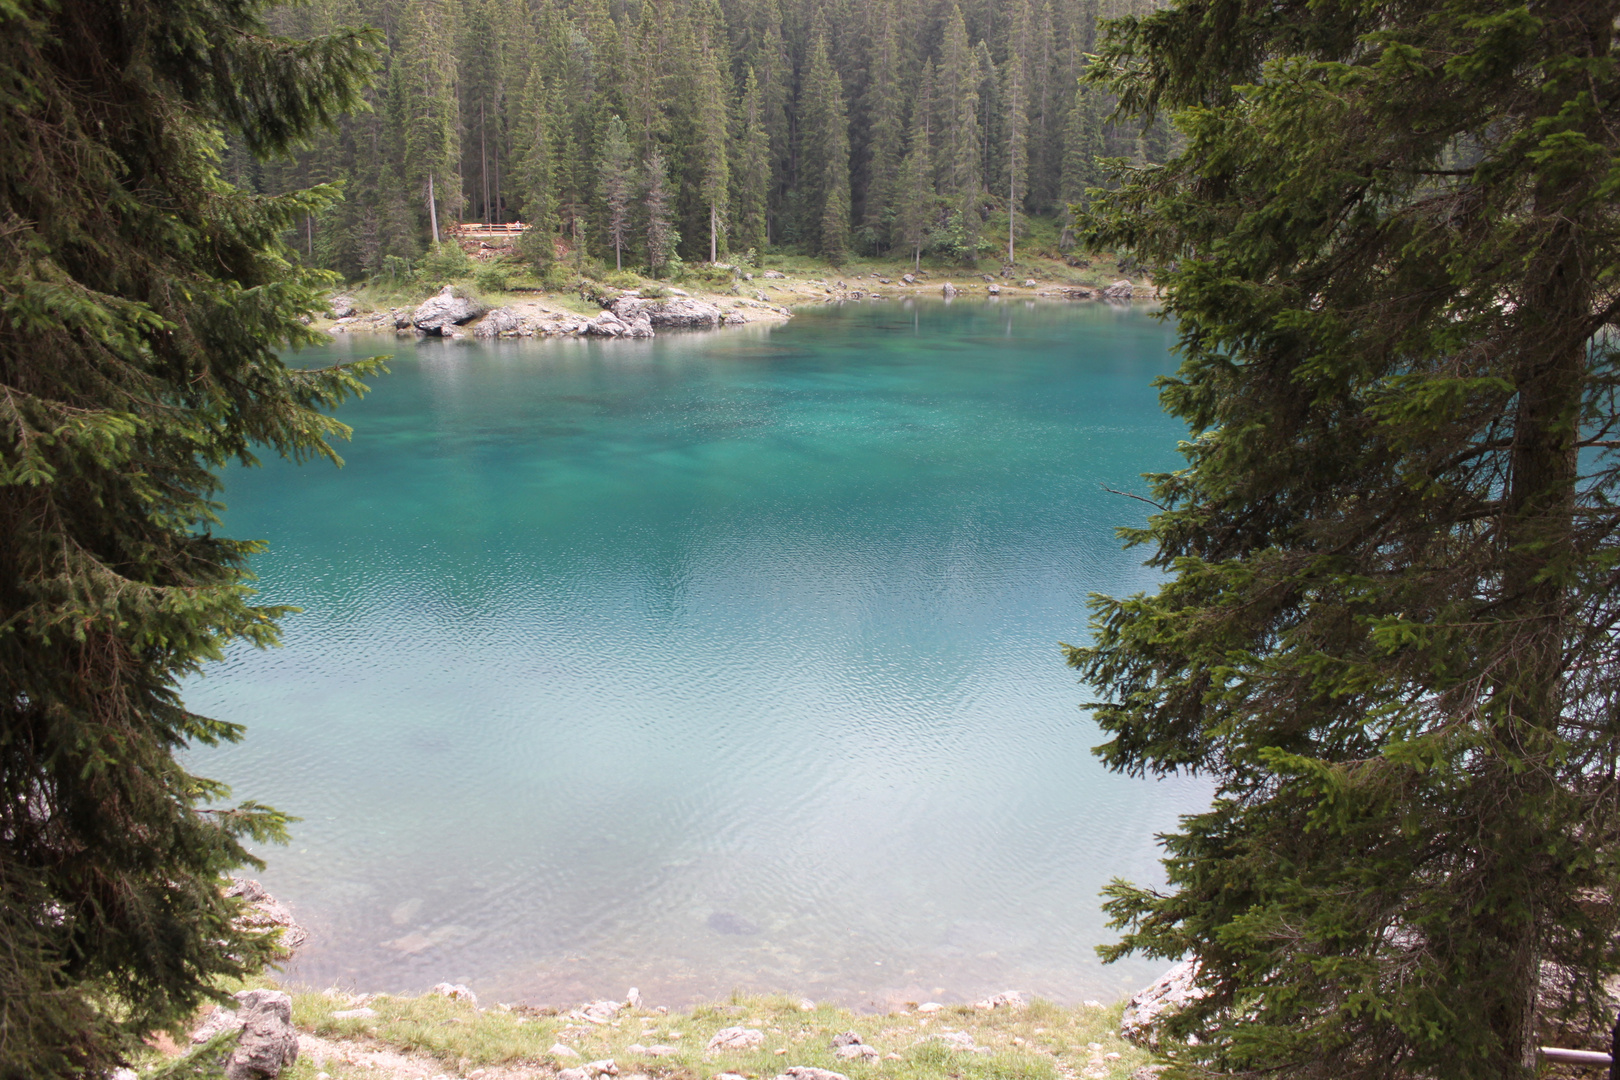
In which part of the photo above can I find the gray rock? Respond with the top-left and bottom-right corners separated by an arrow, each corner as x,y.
830,1032 -> 864,1048
626,315 -> 654,338
586,311 -> 629,337
551,1044 -> 582,1059
1062,286 -> 1096,300
626,987 -> 643,1010
412,286 -> 485,334
1103,279 -> 1135,300
473,307 -> 521,337
901,274 -> 916,284
763,270 -> 787,279
707,1026 -> 764,1050
575,999 -> 624,1023
328,296 -> 356,319
1120,960 -> 1206,1047
723,311 -> 746,326
1022,279 -> 1039,288
777,1069 -> 850,1080
190,1003 -> 244,1044
224,990 -> 298,1080
924,1031 -> 977,1051
915,1002 -> 943,1014
611,295 -> 722,330
941,282 -> 957,298
987,283 -> 1000,294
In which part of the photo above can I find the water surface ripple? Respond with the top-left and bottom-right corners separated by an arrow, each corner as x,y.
187,299 -> 1210,1009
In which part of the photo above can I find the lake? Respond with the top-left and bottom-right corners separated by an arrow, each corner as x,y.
186,298 -> 1210,1010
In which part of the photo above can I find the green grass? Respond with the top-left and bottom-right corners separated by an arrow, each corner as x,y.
140,982 -> 1155,1080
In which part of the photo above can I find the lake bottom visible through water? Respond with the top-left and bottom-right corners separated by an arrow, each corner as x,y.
187,300 -> 1210,1009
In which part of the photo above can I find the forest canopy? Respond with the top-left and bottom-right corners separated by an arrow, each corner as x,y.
249,0 -> 1172,276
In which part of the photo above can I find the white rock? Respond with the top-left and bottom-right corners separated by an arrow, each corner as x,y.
430,982 -> 478,1006
835,1045 -> 878,1061
941,282 -> 957,298
551,1044 -> 582,1059
586,311 -> 628,337
473,307 -> 521,337
1083,1000 -> 1104,1008
928,1031 -> 978,1051
763,270 -> 786,279
707,1026 -> 765,1051
1103,279 -> 1135,300
224,878 -> 308,952
626,987 -> 642,1010
1022,279 -> 1038,288
1119,960 -> 1206,1047
611,295 -> 721,330
988,283 -> 1001,294
797,998 -> 816,1012
915,1002 -> 943,1014
901,274 -> 917,284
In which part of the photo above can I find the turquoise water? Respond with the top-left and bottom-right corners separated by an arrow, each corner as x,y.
187,299 -> 1209,1009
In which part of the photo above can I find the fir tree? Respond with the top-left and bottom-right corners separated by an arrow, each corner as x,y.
597,114 -> 635,271
1002,0 -> 1031,265
642,149 -> 678,277
694,37 -> 731,262
0,1 -> 378,1074
800,30 -> 852,263
732,66 -> 772,257
1073,1 -> 1620,1076
859,0 -> 904,250
513,67 -> 557,266
400,0 -> 462,243
894,83 -> 936,271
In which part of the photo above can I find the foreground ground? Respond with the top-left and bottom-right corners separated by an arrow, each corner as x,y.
145,985 -> 1157,1080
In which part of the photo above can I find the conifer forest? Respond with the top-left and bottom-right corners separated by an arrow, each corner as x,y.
252,0 -> 1171,277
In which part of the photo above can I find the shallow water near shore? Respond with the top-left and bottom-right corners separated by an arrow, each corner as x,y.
187,299 -> 1210,1009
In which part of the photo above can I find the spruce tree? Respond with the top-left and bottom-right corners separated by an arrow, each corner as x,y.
513,67 -> 557,266
597,114 -> 635,271
859,0 -> 904,251
1001,0 -> 1031,265
801,30 -> 852,264
732,67 -> 772,257
642,149 -> 679,277
400,0 -> 462,243
0,1 -> 378,1075
894,87 -> 936,272
1071,1 -> 1620,1076
694,38 -> 731,262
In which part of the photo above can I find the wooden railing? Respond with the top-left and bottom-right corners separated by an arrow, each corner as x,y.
1540,1015 -> 1619,1076
448,222 -> 529,238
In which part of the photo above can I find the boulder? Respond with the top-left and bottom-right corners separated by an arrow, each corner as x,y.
832,1032 -> 878,1061
723,311 -> 746,326
1103,279 -> 1135,300
586,311 -> 629,337
626,987 -> 643,1010
473,307 -> 521,337
224,989 -> 299,1080
575,999 -> 624,1023
626,315 -> 654,338
941,282 -> 957,298
763,270 -> 787,279
412,286 -> 485,334
987,283 -> 1000,295
328,296 -> 357,319
901,274 -> 916,284
1120,960 -> 1206,1047
1022,279 -> 1038,288
1062,286 -> 1096,300
611,295 -> 721,330
707,1026 -> 765,1051
915,1002 -> 943,1014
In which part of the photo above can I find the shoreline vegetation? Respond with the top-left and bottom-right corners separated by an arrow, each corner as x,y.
143,981 -> 1158,1080
314,239 -> 1156,341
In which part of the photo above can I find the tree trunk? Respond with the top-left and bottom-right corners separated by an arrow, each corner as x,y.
710,204 -> 718,263
1007,171 -> 1015,265
428,172 -> 440,244
481,101 -> 490,224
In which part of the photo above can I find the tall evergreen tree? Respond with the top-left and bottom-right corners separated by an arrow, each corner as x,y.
1002,0 -> 1031,264
732,66 -> 772,257
894,82 -> 935,271
642,149 -> 679,276
694,37 -> 731,261
597,113 -> 635,270
0,1 -> 378,1074
1072,0 -> 1620,1076
513,67 -> 557,265
801,30 -> 852,263
859,0 -> 904,250
400,0 -> 462,243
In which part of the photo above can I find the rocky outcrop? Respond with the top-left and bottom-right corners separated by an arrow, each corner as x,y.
473,307 -> 521,337
224,989 -> 299,1080
225,878 -> 307,952
1102,279 -> 1135,300
585,311 -> 653,338
1119,960 -> 1206,1047
973,990 -> 1026,1010
763,270 -> 787,279
328,296 -> 357,319
941,282 -> 957,298
412,286 -> 485,334
610,295 -> 722,330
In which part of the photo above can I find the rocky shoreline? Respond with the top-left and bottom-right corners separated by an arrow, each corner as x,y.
319,273 -> 1154,343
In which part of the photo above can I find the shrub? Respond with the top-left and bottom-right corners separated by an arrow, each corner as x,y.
474,264 -> 511,293
417,241 -> 473,283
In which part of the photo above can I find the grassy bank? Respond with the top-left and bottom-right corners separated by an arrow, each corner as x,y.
144,982 -> 1156,1080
